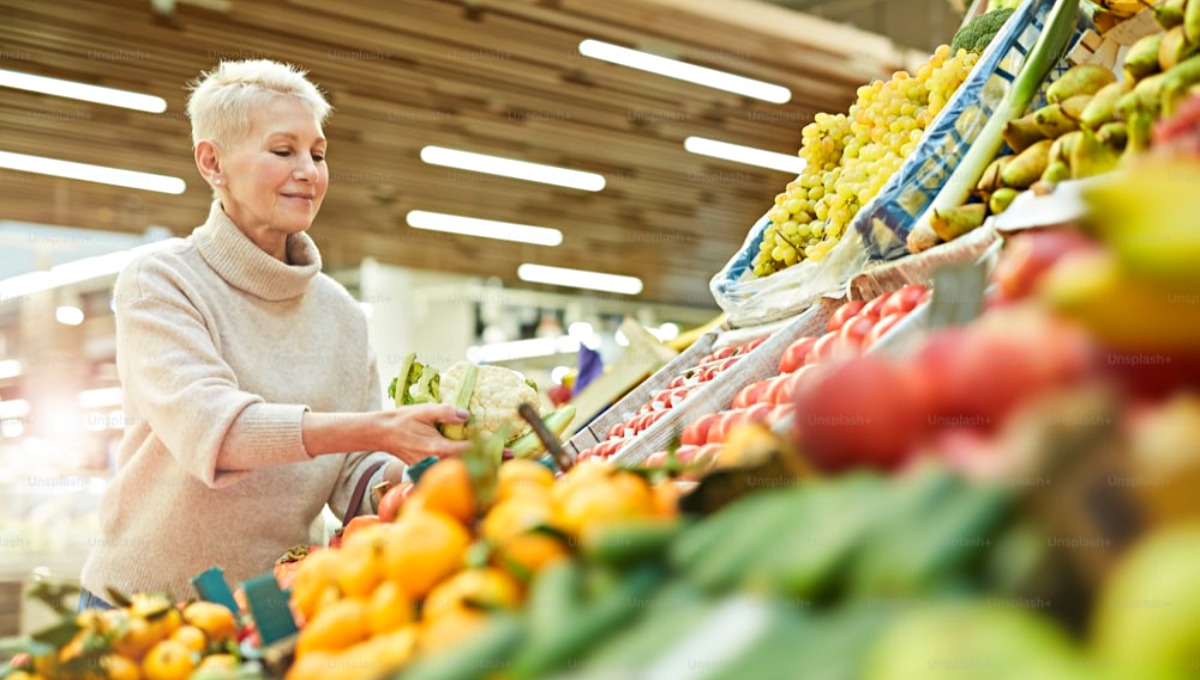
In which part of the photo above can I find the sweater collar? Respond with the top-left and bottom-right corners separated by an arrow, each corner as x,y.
193,201 -> 321,301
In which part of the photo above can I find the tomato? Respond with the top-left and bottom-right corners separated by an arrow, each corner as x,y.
827,300 -> 867,333
882,284 -> 927,317
807,331 -> 842,364
744,337 -> 768,352
717,356 -> 741,372
766,403 -> 796,427
743,403 -> 773,424
341,515 -> 381,545
682,412 -> 723,446
779,336 -> 817,374
667,387 -> 691,408
378,481 -> 414,523
706,410 -> 742,444
692,443 -> 724,470
713,347 -> 736,360
735,379 -> 772,408
838,315 -> 877,348
636,402 -> 653,417
606,422 -> 625,440
668,374 -> 688,389
644,450 -> 669,467
859,293 -> 893,320
863,312 -> 906,348
763,374 -> 793,405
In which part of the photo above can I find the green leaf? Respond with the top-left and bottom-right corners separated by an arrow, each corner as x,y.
0,634 -> 54,659
30,619 -> 80,648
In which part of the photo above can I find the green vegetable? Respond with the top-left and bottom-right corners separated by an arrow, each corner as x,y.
951,8 -> 1015,55
386,352 -> 440,406
913,0 -> 1080,244
440,362 -> 478,440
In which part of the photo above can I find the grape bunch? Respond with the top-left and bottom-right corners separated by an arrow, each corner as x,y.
753,45 -> 980,277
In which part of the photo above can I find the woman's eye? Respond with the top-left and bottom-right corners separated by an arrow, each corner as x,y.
312,154 -> 325,162
272,150 -> 291,157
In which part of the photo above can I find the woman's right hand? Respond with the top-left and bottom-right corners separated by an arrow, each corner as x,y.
376,404 -> 472,465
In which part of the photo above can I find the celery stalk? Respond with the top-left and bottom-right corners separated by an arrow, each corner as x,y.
912,0 -> 1080,239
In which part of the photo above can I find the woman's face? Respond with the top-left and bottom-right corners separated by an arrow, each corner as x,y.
217,96 -> 328,237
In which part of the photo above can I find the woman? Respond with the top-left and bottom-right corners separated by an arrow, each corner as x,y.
79,60 -> 468,609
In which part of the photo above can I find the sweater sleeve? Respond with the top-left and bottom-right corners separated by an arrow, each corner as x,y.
116,274 -> 312,488
326,351 -> 396,520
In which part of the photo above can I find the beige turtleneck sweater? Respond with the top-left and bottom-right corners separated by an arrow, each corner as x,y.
81,201 -> 391,600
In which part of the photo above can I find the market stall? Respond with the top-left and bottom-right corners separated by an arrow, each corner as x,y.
5,0 -> 1200,678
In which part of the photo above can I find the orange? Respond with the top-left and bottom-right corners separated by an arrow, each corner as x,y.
481,497 -> 552,545
413,459 -> 476,525
181,601 -> 237,643
550,460 -> 616,507
651,481 -> 682,518
381,510 -> 471,598
553,474 -> 656,538
105,654 -> 142,680
285,650 -> 335,680
140,640 -> 196,680
196,654 -> 237,671
418,606 -> 488,655
334,540 -> 385,599
498,532 -> 570,578
497,459 -> 555,501
422,567 -> 522,622
295,597 -> 371,656
169,625 -> 206,652
290,548 -> 344,621
340,515 -> 382,545
367,579 -> 414,634
111,615 -> 157,661
336,628 -> 418,678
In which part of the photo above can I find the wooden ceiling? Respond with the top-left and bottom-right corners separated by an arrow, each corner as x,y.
0,0 -> 924,306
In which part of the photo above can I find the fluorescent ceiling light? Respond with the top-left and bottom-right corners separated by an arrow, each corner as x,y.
0,151 -> 186,194
518,263 -> 643,295
578,39 -> 791,104
407,211 -> 563,247
0,239 -> 174,301
78,387 -> 123,409
0,400 -> 30,419
467,336 -> 581,363
421,146 -> 605,192
0,360 -> 20,380
683,136 -> 807,174
55,305 -> 84,326
0,69 -> 167,113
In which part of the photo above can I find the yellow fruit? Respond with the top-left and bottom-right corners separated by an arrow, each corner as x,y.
285,651 -> 335,680
290,548 -> 343,622
413,458 -> 476,525
181,601 -> 237,643
105,654 -> 142,680
651,482 -> 682,518
381,510 -> 471,598
169,625 -> 206,653
141,640 -> 196,680
497,459 -> 555,501
111,615 -> 157,661
482,497 -> 553,545
418,607 -> 488,655
196,654 -> 237,671
295,597 -> 371,656
333,540 -> 385,599
422,568 -> 522,622
553,473 -> 656,538
129,593 -> 173,620
143,609 -> 183,647
367,579 -> 414,635
498,532 -> 571,578
336,628 -> 419,679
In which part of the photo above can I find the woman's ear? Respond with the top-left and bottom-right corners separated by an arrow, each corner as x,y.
195,140 -> 222,186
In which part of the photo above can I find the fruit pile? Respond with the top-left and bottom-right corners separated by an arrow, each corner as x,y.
573,337 -> 767,462
751,45 -> 980,276
6,595 -> 245,680
637,284 -> 929,474
284,454 -> 676,680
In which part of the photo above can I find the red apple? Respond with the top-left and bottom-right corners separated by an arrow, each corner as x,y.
991,229 -> 1098,303
792,356 -> 934,472
827,300 -> 868,333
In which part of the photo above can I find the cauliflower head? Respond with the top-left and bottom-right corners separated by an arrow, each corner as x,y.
440,362 -> 539,443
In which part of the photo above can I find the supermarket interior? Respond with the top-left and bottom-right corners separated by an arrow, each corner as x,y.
2,0 -> 1200,678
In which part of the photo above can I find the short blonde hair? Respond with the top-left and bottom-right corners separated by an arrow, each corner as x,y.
187,59 -> 332,149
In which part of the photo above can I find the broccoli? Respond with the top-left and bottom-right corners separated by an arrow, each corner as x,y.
951,8 -> 1015,55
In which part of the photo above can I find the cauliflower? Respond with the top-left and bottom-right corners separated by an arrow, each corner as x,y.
440,362 -> 540,443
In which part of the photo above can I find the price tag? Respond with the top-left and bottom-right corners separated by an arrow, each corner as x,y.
928,261 -> 988,329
